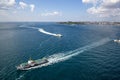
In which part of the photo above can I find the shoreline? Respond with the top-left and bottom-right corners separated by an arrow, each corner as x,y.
58,21 -> 120,26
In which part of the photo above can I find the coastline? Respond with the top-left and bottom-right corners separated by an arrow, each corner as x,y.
58,21 -> 120,26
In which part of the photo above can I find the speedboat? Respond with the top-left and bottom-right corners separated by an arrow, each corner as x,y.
55,34 -> 62,37
16,58 -> 49,70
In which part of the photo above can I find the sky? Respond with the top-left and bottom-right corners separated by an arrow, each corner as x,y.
0,0 -> 120,22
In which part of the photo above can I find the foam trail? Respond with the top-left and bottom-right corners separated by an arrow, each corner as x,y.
19,25 -> 39,30
24,38 -> 110,70
19,25 -> 62,37
38,28 -> 62,37
15,38 -> 110,80
15,71 -> 30,80
15,75 -> 24,80
46,38 -> 110,65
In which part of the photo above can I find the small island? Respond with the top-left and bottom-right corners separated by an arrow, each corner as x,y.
59,21 -> 120,25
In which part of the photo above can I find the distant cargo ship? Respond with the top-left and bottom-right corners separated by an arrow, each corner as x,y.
16,58 -> 49,70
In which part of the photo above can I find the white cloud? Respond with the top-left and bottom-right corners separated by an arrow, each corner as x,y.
82,0 -> 98,3
19,2 -> 27,9
30,4 -> 35,12
41,11 -> 62,16
82,0 -> 120,17
13,10 -> 17,13
0,0 -> 36,21
0,0 -> 16,9
19,2 -> 35,12
0,0 -> 16,16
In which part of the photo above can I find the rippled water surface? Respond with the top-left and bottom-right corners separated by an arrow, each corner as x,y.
0,22 -> 120,80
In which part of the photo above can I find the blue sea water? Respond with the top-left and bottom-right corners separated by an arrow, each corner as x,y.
0,22 -> 120,80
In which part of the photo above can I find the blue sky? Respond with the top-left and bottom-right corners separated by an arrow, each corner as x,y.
0,0 -> 120,22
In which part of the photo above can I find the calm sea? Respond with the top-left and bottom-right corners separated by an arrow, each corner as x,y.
0,22 -> 120,80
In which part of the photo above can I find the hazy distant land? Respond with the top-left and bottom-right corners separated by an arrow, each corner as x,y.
59,21 -> 120,25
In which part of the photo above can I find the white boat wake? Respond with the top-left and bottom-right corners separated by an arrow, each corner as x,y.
19,26 -> 62,37
15,38 -> 110,80
24,38 -> 111,70
38,28 -> 62,37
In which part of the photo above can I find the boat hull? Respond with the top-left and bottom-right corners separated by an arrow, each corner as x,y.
16,59 -> 49,70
